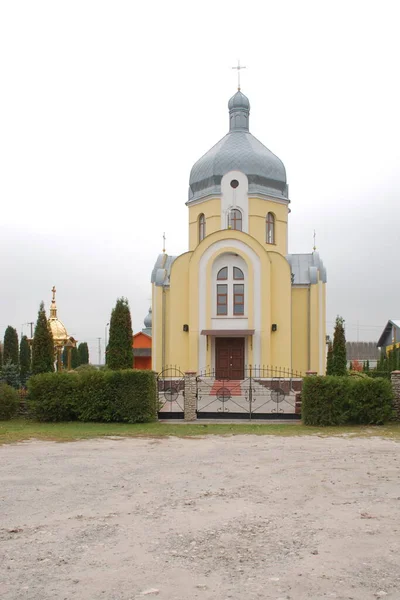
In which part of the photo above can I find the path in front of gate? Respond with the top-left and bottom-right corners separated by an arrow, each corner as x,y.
1,435 -> 400,599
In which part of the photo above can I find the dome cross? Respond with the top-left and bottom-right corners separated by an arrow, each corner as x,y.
232,60 -> 246,91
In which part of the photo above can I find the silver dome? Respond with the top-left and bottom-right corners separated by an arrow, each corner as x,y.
144,307 -> 152,329
188,91 -> 288,203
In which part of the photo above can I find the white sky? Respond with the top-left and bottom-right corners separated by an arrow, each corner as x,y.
1,0 -> 399,363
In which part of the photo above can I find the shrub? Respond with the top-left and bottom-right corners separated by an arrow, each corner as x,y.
302,376 -> 350,426
302,375 -> 394,426
348,377 -> 393,425
27,369 -> 157,423
28,372 -> 78,422
0,383 -> 19,420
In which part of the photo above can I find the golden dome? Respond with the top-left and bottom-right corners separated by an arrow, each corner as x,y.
48,286 -> 69,346
49,317 -> 69,344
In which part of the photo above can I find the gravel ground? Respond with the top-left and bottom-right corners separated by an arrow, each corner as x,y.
1,434 -> 400,600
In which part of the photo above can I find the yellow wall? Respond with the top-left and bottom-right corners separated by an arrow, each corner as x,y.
166,253 -> 190,369
248,198 -> 289,256
188,198 -> 221,251
269,252 -> 292,368
292,287 -> 309,374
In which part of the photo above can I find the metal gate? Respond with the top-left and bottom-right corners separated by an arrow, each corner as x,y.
157,367 -> 185,419
196,366 -> 302,420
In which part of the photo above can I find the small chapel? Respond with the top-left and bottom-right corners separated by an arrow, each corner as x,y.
151,84 -> 327,377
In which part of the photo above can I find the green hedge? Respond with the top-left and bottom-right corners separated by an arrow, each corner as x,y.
0,383 -> 19,420
28,369 -> 157,423
302,376 -> 394,426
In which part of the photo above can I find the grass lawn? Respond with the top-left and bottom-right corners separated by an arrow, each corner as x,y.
1,419 -> 400,445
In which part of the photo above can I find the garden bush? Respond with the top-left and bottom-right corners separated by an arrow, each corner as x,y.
302,375 -> 394,426
0,383 -> 19,420
348,377 -> 393,425
28,369 -> 157,423
28,372 -> 79,422
302,376 -> 350,426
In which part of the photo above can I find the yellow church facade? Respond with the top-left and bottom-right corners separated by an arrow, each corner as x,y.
152,89 -> 326,377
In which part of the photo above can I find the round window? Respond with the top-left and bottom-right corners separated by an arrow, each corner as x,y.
230,179 -> 239,189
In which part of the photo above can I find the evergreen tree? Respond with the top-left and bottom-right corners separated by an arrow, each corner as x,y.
62,346 -> 68,369
0,359 -> 20,389
326,341 -> 334,375
31,302 -> 54,375
106,297 -> 133,370
71,346 -> 80,369
332,316 -> 347,376
3,326 -> 19,366
19,335 -> 31,387
0,344 -> 3,369
78,342 -> 89,365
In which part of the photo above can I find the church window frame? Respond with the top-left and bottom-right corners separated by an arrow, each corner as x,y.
266,212 -> 275,244
228,208 -> 242,231
217,266 -> 228,280
233,267 -> 244,280
233,283 -> 245,315
199,213 -> 206,242
217,284 -> 228,315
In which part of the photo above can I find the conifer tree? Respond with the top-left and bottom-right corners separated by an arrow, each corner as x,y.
326,341 -> 334,375
78,342 -> 89,365
0,344 -> 3,369
3,326 -> 19,366
19,335 -> 31,386
332,316 -> 347,376
31,302 -> 54,375
106,297 -> 133,370
0,359 -> 20,388
71,346 -> 80,369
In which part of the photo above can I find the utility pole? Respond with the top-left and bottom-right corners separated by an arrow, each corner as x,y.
97,337 -> 101,366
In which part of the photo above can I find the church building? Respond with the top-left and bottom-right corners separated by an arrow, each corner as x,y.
151,87 -> 327,377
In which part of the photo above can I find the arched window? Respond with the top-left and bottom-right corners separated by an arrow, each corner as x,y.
199,213 -> 206,242
228,208 -> 242,231
217,267 -> 228,280
266,212 -> 275,244
233,267 -> 244,280
215,264 -> 246,317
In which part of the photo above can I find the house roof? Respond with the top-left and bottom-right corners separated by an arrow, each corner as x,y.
377,320 -> 400,347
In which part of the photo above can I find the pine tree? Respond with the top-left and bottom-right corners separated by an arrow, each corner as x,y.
3,326 -> 19,366
78,342 -> 89,365
31,302 -> 54,375
71,346 -> 80,369
0,359 -> 20,389
19,335 -> 31,387
326,341 -> 334,375
332,316 -> 347,376
106,297 -> 133,370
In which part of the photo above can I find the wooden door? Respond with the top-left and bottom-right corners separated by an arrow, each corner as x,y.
215,338 -> 245,380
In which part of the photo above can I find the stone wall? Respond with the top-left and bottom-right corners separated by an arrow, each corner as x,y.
391,371 -> 400,420
184,372 -> 197,421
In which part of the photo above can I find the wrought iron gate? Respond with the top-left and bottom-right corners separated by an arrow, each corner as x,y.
196,366 -> 302,420
157,367 -> 184,419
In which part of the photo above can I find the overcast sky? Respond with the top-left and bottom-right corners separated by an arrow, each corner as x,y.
1,0 -> 399,363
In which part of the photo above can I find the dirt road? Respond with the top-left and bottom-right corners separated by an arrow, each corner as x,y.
1,435 -> 400,599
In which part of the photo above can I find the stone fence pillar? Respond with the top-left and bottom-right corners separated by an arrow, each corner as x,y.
305,371 -> 317,376
391,371 -> 400,420
184,371 -> 197,421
